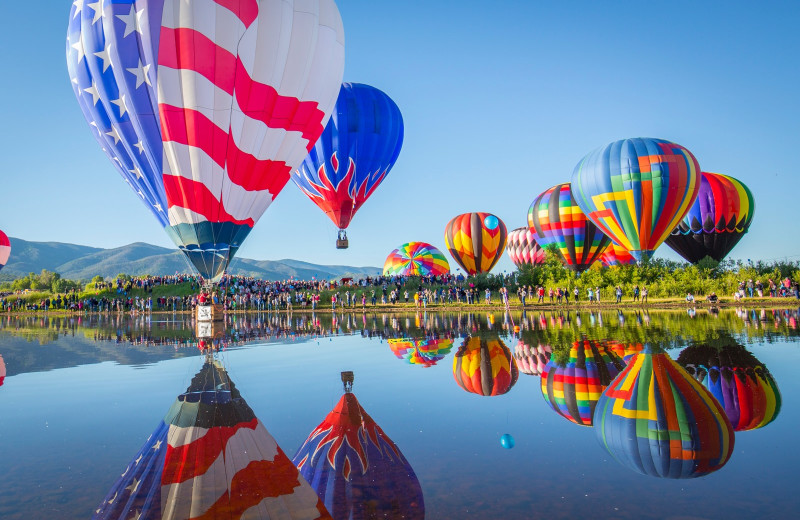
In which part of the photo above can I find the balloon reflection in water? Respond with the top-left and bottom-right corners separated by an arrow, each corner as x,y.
293,372 -> 424,520
388,338 -> 454,367
513,341 -> 552,376
594,347 -> 735,479
606,342 -> 644,364
540,339 -> 624,426
677,343 -> 781,431
0,353 -> 5,387
93,357 -> 329,519
453,337 -> 519,396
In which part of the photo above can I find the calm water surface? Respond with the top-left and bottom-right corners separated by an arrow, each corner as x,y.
1,308 -> 799,519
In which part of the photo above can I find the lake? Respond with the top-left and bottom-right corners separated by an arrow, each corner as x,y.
1,308 -> 799,519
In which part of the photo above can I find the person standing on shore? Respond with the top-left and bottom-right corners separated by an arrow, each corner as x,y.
615,286 -> 622,304
642,286 -> 648,303
573,287 -> 579,303
595,287 -> 600,303
633,285 -> 640,302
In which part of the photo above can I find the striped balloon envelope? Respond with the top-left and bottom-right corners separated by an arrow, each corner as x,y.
606,342 -> 644,364
67,0 -> 345,282
0,230 -> 9,273
292,375 -> 424,520
665,172 -> 755,263
540,339 -> 625,426
506,227 -> 546,267
383,242 -> 450,277
453,337 -> 519,396
528,183 -> 611,274
444,213 -> 507,275
599,242 -> 637,267
513,341 -> 552,376
594,347 -> 735,479
388,338 -> 454,367
571,138 -> 701,262
93,358 -> 330,519
677,343 -> 780,431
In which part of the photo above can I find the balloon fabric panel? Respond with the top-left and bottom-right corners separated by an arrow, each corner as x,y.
292,83 -> 404,230
594,348 -> 735,478
444,213 -> 507,275
292,391 -> 424,519
571,138 -> 701,262
0,230 -> 10,272
453,337 -> 518,396
528,183 -> 610,273
383,242 -> 450,276
600,242 -> 637,267
506,227 -> 546,267
665,172 -> 755,263
67,0 -> 345,282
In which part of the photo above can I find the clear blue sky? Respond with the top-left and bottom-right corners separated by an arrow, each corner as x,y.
1,1 -> 798,273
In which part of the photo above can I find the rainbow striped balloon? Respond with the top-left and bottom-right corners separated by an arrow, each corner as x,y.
444,213 -> 507,275
528,183 -> 611,273
571,138 -> 701,262
594,347 -> 735,478
383,242 -> 450,276
540,340 -> 625,426
506,227 -> 546,267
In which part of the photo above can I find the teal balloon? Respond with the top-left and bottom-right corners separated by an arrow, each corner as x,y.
500,433 -> 515,449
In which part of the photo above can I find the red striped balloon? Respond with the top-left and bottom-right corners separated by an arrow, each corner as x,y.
506,227 -> 546,267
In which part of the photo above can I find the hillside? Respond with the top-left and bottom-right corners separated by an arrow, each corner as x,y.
0,237 -> 380,281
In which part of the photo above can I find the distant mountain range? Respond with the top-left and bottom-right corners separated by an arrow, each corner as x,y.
0,237 -> 381,282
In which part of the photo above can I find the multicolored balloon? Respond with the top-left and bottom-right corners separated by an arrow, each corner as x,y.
506,227 -> 546,267
292,83 -> 403,244
94,359 -> 329,519
606,342 -> 644,364
665,172 -> 755,263
388,337 -> 454,367
677,343 -> 780,431
599,242 -> 637,267
453,337 -> 519,396
0,230 -> 9,274
67,0 -> 345,281
383,242 -> 450,277
594,347 -> 735,479
444,213 -> 507,275
513,341 -> 552,376
528,183 -> 611,273
293,375 -> 424,519
540,339 -> 625,426
571,138 -> 701,262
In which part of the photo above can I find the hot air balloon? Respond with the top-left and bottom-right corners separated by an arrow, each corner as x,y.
528,183 -> 611,273
513,340 -> 552,376
677,343 -> 780,431
292,83 -> 404,249
0,230 -> 9,274
0,354 -> 5,387
599,242 -> 636,267
67,1 -> 345,281
665,172 -> 755,263
444,213 -> 507,275
540,339 -> 625,426
388,338 -> 454,367
453,336 -> 518,396
594,347 -> 735,479
606,342 -> 644,364
383,242 -> 450,277
293,372 -> 424,520
93,357 -> 330,519
506,227 -> 546,267
570,138 -> 701,262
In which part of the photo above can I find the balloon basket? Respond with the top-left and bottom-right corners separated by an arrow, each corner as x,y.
196,304 -> 223,323
336,229 -> 349,249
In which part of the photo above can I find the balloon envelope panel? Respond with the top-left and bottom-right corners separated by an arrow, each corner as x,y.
444,213 -> 507,275
66,0 -> 345,281
528,183 -> 610,273
677,344 -> 780,431
292,391 -> 424,520
571,138 -> 701,262
665,172 -> 755,263
540,339 -> 624,426
506,227 -> 546,267
599,242 -> 637,267
292,83 -> 404,230
594,348 -> 735,479
383,242 -> 450,277
453,337 -> 519,396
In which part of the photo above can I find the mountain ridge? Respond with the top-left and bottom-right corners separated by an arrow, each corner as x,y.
0,238 -> 381,282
